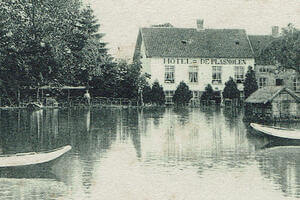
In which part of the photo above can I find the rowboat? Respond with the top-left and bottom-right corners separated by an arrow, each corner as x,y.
0,145 -> 71,168
250,123 -> 300,140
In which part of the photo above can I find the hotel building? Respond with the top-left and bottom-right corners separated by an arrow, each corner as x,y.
133,20 -> 298,104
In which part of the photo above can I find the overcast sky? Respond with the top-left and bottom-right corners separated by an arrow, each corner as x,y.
84,0 -> 299,56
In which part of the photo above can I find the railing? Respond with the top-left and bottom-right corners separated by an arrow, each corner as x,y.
57,97 -> 139,107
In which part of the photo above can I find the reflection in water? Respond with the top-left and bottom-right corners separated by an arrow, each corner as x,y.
246,128 -> 300,198
0,107 -> 299,199
256,147 -> 300,198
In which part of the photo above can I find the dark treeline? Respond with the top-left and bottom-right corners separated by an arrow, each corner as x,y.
0,0 -> 146,106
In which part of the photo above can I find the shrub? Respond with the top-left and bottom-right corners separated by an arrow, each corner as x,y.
172,81 -> 192,106
201,84 -> 214,101
142,84 -> 152,104
222,77 -> 240,99
150,81 -> 165,105
243,66 -> 258,99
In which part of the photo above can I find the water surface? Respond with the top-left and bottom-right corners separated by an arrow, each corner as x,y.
0,107 -> 299,200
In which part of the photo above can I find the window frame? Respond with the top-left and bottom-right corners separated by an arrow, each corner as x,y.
234,66 -> 245,84
164,65 -> 175,83
212,66 -> 222,84
259,77 -> 267,88
293,76 -> 300,91
259,66 -> 268,73
164,90 -> 175,104
189,66 -> 199,83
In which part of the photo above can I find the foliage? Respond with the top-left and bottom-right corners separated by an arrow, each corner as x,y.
116,61 -> 142,99
260,24 -> 300,73
222,77 -> 240,100
0,0 -> 109,105
201,84 -> 214,101
243,66 -> 258,99
142,84 -> 152,104
172,81 -> 192,106
150,81 -> 165,105
89,60 -> 148,100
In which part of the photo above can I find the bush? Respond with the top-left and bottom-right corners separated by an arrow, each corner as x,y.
222,77 -> 240,100
172,81 -> 192,106
201,84 -> 214,101
150,81 -> 165,105
142,84 -> 152,104
243,66 -> 258,99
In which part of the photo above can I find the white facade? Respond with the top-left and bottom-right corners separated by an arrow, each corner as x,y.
140,42 -> 255,103
135,22 -> 257,104
141,57 -> 255,90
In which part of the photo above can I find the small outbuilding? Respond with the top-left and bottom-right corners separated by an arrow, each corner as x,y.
244,86 -> 300,121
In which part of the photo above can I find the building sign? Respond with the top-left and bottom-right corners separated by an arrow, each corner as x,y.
163,58 -> 247,65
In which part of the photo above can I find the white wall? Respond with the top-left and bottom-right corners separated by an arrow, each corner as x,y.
140,40 -> 151,75
143,57 -> 255,92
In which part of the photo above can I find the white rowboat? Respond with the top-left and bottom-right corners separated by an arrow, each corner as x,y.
0,145 -> 71,168
250,123 -> 300,140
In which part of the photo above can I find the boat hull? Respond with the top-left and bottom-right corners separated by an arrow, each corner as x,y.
0,145 -> 71,169
250,123 -> 300,140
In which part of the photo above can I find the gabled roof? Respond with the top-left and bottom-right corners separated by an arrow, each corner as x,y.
248,35 -> 275,65
245,86 -> 300,104
134,27 -> 254,59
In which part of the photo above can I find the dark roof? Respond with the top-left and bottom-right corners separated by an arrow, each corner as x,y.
245,86 -> 300,104
248,35 -> 275,65
134,27 -> 254,59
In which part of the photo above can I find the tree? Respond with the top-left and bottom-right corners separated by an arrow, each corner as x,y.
260,24 -> 300,73
243,66 -> 258,99
116,61 -> 141,99
150,81 -> 165,105
142,84 -> 152,104
172,81 -> 192,106
71,6 -> 108,86
201,84 -> 214,101
222,77 -> 240,99
0,0 -> 109,105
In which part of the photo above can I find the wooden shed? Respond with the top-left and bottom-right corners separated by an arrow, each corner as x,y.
244,86 -> 300,121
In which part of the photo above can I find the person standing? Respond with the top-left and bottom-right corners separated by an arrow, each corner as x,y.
84,90 -> 91,106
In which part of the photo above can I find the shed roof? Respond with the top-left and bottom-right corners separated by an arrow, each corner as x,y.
245,86 -> 300,104
134,27 -> 254,59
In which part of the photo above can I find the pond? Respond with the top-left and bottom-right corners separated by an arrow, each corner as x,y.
0,107 -> 299,200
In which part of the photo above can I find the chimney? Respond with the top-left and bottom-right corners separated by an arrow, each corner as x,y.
271,26 -> 279,37
196,19 -> 204,31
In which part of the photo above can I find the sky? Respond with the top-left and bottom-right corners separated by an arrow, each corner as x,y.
83,0 -> 300,57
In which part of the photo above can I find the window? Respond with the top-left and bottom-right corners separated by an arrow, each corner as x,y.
259,66 -> 268,73
234,66 -> 244,83
165,65 -> 175,83
192,91 -> 200,98
165,90 -> 174,104
189,66 -> 198,83
276,79 -> 283,86
259,77 -> 267,88
293,76 -> 300,91
212,66 -> 222,84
